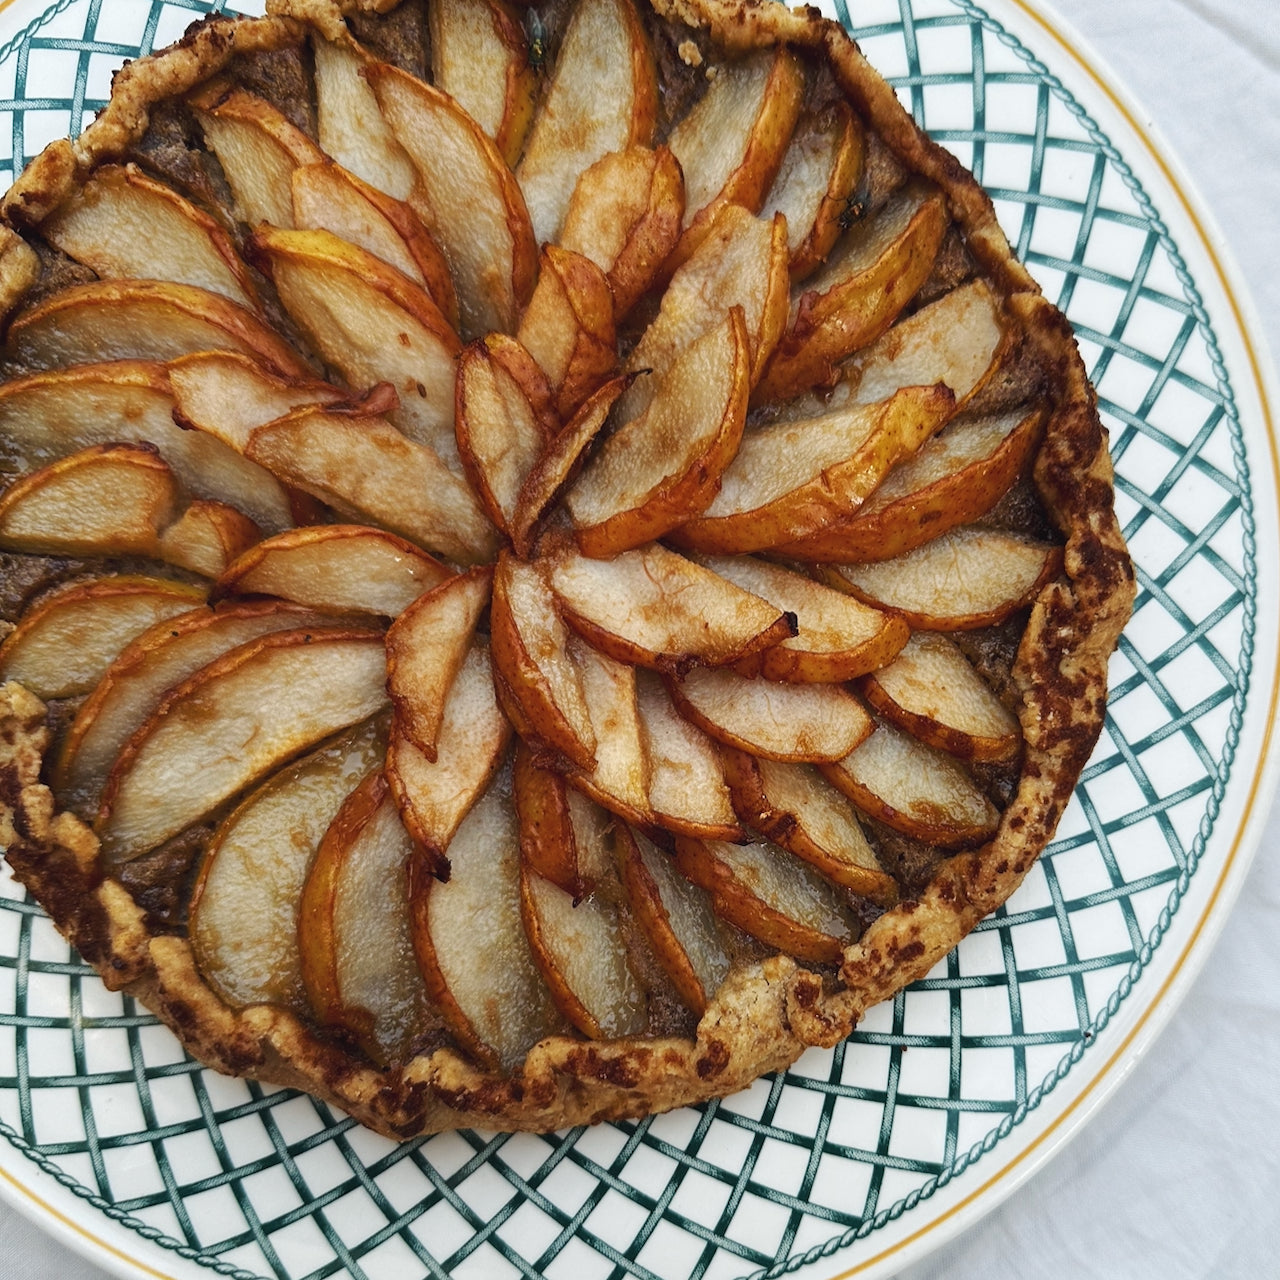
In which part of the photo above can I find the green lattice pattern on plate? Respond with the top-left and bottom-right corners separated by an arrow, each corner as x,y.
0,0 -> 1252,1276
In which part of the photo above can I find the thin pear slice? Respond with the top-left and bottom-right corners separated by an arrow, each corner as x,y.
860,632 -> 1021,762
668,667 -> 872,763
42,164 -> 257,308
516,245 -> 617,422
455,337 -> 553,534
215,525 -> 450,617
367,60 -> 538,338
559,145 -> 684,320
430,0 -> 537,166
298,772 -> 434,1066
823,527 -> 1063,630
385,640 -> 512,876
0,362 -> 293,533
245,408 -> 499,565
667,46 -> 805,266
514,743 -> 588,899
408,761 -> 563,1071
617,826 -> 730,1016
157,500 -> 260,578
97,626 -> 389,862
566,307 -> 750,558
490,552 -> 595,769
700,555 -> 909,683
777,407 -> 1044,562
820,719 -> 999,848
677,383 -> 955,554
755,182 -> 949,402
250,225 -> 462,467
190,715 -> 387,1016
720,751 -> 897,904
0,443 -> 179,558
3,280 -> 309,376
0,576 -> 206,700
635,670 -> 741,841
385,566 -> 492,760
515,0 -> 657,246
673,836 -> 857,965
58,600 -> 332,811
548,540 -> 792,675
762,100 -> 864,281
311,34 -> 417,201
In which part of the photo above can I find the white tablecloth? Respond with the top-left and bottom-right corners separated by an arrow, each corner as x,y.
4,0 -> 1279,1276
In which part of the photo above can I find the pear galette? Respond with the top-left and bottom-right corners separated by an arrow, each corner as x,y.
0,0 -> 1133,1135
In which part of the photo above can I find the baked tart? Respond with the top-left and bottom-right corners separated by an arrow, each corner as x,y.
0,0 -> 1133,1136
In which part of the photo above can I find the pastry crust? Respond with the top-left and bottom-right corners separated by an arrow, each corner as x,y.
0,0 -> 1133,1136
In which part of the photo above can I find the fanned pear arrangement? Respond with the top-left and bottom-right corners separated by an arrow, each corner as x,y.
0,0 -> 1133,1135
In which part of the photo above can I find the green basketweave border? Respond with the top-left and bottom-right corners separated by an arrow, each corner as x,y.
0,0 -> 1255,1278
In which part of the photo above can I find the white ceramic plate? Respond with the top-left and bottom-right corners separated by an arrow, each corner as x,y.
0,1 -> 1274,1278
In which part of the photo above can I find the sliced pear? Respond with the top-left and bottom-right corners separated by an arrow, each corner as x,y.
297,772 -> 434,1065
677,383 -> 955,554
215,525 -> 449,617
616,826 -> 730,1016
667,46 -> 804,265
157,500 -> 260,578
3,280 -> 309,376
408,761 -> 563,1071
244,408 -> 499,565
668,666 -> 872,763
250,225 -> 462,467
0,443 -> 179,558
97,627 -> 389,862
515,0 -> 657,246
385,640 -> 512,875
558,145 -> 684,320
0,362 -> 293,533
0,576 -> 206,700
720,750 -> 897,904
566,307 -> 750,558
755,182 -> 949,402
514,743 -> 587,899
700,555 -> 909,683
673,836 -> 857,965
367,60 -> 538,337
823,527 -> 1063,630
820,719 -> 1000,848
430,0 -> 537,166
190,715 -> 387,1016
548,540 -> 791,675
58,600 -> 331,812
777,407 -> 1044,562
42,164 -> 257,308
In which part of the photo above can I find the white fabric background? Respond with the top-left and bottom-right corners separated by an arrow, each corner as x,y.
2,0 -> 1278,1276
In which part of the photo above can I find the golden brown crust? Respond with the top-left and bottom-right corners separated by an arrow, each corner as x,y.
0,0 -> 1134,1136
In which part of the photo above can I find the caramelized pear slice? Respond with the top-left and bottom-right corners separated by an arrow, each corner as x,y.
516,0 -> 657,245
549,540 -> 791,675
673,836 -> 857,965
566,307 -> 750,558
3,280 -> 309,376
700,555 -> 908,683
43,164 -> 257,308
823,527 -> 1063,630
245,408 -> 499,565
190,715 -> 387,1016
720,750 -> 897,904
820,719 -> 1000,848
98,627 -> 389,862
298,772 -> 433,1066
408,761 -> 562,1071
668,666 -> 872,763
367,60 -> 538,338
215,525 -> 449,617
157,500 -> 260,578
514,743 -> 587,899
617,826 -> 730,1016
0,576 -> 206,700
